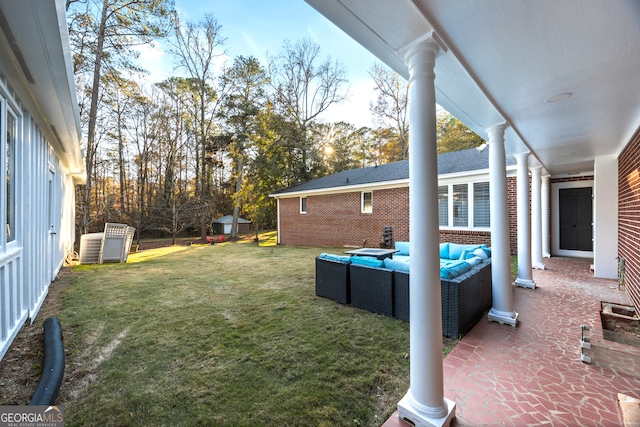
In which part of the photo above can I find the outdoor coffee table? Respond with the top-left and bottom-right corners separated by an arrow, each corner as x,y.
344,248 -> 398,260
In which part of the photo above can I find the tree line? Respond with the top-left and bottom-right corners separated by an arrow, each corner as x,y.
67,0 -> 482,243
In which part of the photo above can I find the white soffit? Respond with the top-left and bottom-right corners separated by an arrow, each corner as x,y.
0,0 -> 84,176
305,0 -> 640,175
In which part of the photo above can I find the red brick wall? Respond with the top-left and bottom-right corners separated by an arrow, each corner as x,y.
507,176 -> 518,255
440,230 -> 491,247
618,127 -> 640,311
279,175 -> 519,254
279,188 -> 410,247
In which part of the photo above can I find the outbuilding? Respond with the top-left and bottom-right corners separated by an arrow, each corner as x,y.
212,215 -> 251,235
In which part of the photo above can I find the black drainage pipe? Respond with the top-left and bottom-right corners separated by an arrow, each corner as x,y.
30,317 -> 65,406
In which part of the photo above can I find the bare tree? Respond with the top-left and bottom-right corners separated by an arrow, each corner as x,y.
268,38 -> 348,181
369,62 -> 409,161
103,72 -> 142,215
67,0 -> 174,234
169,12 -> 226,240
269,38 -> 348,127
128,87 -> 158,244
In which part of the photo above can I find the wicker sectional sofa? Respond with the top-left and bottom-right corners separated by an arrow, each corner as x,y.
315,256 -> 351,304
315,254 -> 492,338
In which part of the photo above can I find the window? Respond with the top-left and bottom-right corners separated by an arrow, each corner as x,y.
473,182 -> 490,227
438,186 -> 448,226
361,191 -> 372,213
440,181 -> 491,229
300,197 -> 307,214
452,184 -> 468,227
6,111 -> 15,242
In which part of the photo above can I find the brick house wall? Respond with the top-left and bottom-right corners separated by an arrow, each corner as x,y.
278,176 -> 519,254
506,176 -> 518,255
279,188 -> 410,247
618,128 -> 640,311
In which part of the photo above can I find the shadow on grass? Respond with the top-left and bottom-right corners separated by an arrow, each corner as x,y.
60,237 -> 457,426
126,246 -> 192,263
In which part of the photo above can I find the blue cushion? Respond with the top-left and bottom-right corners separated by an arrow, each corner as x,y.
449,243 -> 482,260
473,248 -> 489,259
394,255 -> 410,263
440,260 -> 471,279
464,256 -> 482,267
439,242 -> 450,259
459,248 -> 478,260
395,241 -> 410,256
351,256 -> 385,268
384,258 -> 410,272
318,253 -> 351,263
481,247 -> 492,257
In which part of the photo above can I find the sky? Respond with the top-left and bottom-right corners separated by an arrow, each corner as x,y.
137,0 -> 386,128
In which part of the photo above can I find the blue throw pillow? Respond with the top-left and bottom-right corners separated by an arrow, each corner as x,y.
384,258 -> 410,273
473,248 -> 489,260
351,256 -> 385,268
440,260 -> 471,279
449,243 -> 481,260
395,241 -> 410,256
439,242 -> 450,259
459,248 -> 478,260
318,253 -> 352,263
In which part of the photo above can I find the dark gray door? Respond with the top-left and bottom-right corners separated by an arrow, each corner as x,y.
559,187 -> 593,251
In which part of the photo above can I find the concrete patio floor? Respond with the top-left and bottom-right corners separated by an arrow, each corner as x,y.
383,257 -> 640,426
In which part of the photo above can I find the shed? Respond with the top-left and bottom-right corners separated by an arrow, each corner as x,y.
212,215 -> 251,234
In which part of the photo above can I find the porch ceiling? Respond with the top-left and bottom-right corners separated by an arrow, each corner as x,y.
304,0 -> 640,175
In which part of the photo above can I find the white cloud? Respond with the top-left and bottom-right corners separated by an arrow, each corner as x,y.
133,42 -> 168,83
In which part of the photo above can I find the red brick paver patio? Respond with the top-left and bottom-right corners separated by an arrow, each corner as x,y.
384,257 -> 640,426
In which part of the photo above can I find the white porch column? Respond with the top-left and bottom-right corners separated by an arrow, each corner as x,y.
531,166 -> 545,269
514,153 -> 535,289
397,37 -> 456,427
541,174 -> 551,258
487,124 -> 518,327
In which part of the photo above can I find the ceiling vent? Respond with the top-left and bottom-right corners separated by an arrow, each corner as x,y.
0,5 -> 36,84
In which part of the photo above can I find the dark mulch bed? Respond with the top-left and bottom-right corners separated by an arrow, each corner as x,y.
0,268 -> 72,405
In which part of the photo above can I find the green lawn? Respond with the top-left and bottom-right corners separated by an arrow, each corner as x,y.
60,233 -> 456,426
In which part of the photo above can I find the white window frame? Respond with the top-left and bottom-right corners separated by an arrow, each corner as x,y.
0,87 -> 20,253
438,185 -> 448,226
361,191 -> 372,214
299,196 -> 307,214
439,180 -> 491,231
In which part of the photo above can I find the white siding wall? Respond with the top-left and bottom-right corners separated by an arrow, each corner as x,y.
0,83 -> 75,361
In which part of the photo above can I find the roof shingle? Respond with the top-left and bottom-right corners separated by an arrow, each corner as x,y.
273,147 -> 514,195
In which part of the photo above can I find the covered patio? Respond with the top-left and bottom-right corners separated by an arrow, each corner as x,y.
383,256 -> 640,426
304,1 -> 640,425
